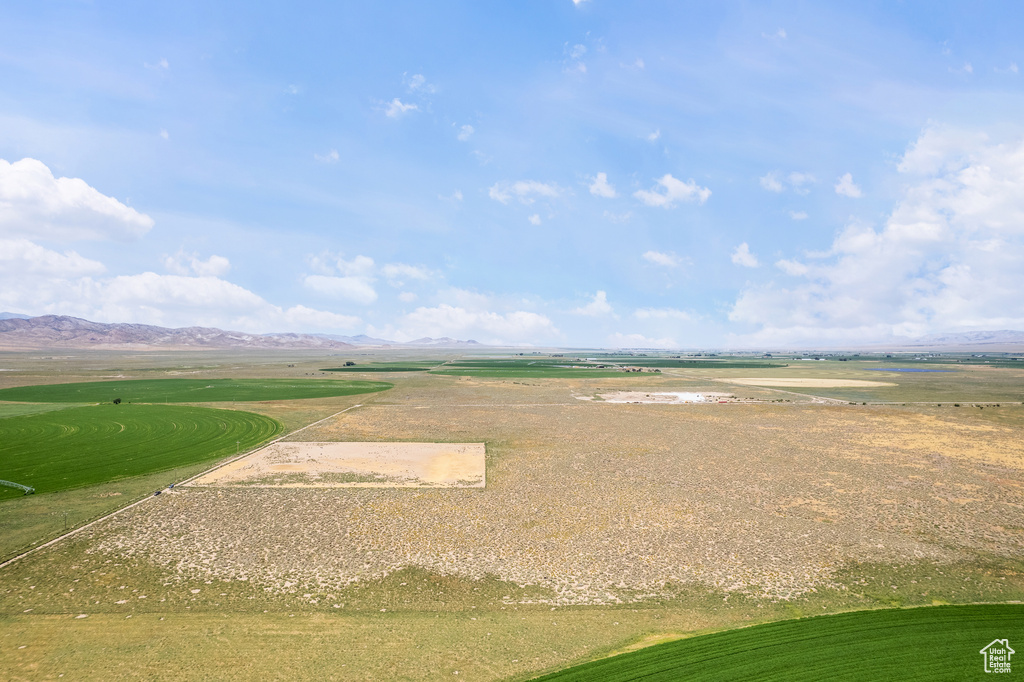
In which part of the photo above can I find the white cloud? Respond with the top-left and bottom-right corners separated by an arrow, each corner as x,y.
0,158 -> 154,241
589,172 -> 617,198
730,127 -> 1024,344
405,73 -> 436,93
144,58 -> 169,70
303,275 -> 377,305
647,129 -> 661,142
603,210 -> 632,223
381,263 -> 432,286
949,62 -> 973,74
159,129 -> 169,140
384,98 -> 419,118
774,259 -> 808,276
834,172 -> 863,198
759,172 -> 784,192
634,174 -> 711,207
390,304 -> 557,344
457,124 -> 474,141
731,242 -> 759,267
762,28 -> 787,39
528,214 -> 541,225
488,180 -> 562,205
163,251 -> 231,278
759,170 -> 816,194
0,238 -> 105,277
284,84 -> 302,95
607,332 -> 677,349
789,210 -> 808,220
302,254 -> 377,304
572,0 -> 590,5
995,63 -> 1019,74
634,307 -> 691,321
398,291 -> 417,303
573,290 -> 613,317
315,149 -> 340,163
642,250 -> 681,267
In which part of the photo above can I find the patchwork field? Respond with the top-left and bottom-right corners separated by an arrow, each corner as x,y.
1,350 -> 1022,680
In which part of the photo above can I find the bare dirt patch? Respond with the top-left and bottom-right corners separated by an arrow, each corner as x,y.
724,378 -> 897,388
189,442 -> 485,488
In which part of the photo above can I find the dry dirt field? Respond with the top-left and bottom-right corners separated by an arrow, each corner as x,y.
72,377 -> 1024,606
191,441 -> 486,488
3,361 -> 1024,680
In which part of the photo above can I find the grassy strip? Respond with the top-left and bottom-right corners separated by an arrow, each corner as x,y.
533,604 -> 1024,681
0,404 -> 281,499
0,378 -> 392,403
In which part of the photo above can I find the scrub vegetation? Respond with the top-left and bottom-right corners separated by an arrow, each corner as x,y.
0,349 -> 1022,680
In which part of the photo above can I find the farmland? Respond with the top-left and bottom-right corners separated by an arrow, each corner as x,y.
535,603 -> 1024,681
0,377 -> 392,403
1,349 -> 1023,680
0,404 -> 281,499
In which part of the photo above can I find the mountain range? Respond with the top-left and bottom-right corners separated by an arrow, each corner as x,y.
0,315 -> 482,350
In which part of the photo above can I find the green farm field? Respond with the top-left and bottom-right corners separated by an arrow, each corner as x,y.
1,349 -> 1023,680
0,404 -> 281,500
0,377 -> 392,403
535,604 -> 1024,681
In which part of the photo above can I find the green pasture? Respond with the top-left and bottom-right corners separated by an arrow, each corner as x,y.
535,604 -> 1024,681
321,362 -> 439,372
0,378 -> 392,404
426,357 -> 641,378
0,404 -> 281,500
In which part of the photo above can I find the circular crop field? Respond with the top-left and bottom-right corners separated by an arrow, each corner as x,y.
0,378 -> 392,404
0,404 -> 281,499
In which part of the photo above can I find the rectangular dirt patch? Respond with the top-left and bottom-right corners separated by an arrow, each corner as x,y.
189,442 -> 486,488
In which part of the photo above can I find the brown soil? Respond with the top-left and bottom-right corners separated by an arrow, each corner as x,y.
190,442 -> 485,488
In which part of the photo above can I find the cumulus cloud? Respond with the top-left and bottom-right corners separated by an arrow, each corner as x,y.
573,290 -> 613,317
488,180 -> 562,205
0,238 -> 105,278
647,129 -> 661,142
731,242 -> 759,267
642,250 -> 681,267
634,174 -> 710,207
457,124 -> 474,141
528,214 -> 542,225
589,172 -> 617,198
0,158 -> 154,241
398,291 -> 417,303
789,210 -> 808,220
387,303 -> 557,345
163,251 -> 231,278
384,98 -> 418,118
304,275 -> 377,305
834,172 -> 863,198
760,170 -> 816,194
730,126 -> 1024,344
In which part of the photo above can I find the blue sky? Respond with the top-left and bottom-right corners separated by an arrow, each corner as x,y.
2,1 -> 1023,347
